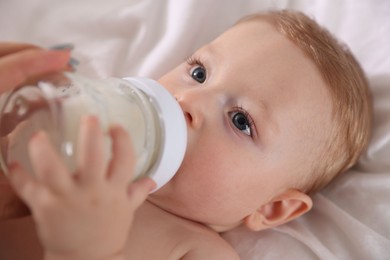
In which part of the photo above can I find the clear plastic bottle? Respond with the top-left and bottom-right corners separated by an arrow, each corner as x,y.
0,72 -> 187,191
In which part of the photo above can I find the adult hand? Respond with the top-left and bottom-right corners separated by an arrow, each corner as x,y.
0,42 -> 71,220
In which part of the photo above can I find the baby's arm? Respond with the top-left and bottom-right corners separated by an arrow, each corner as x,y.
8,115 -> 155,260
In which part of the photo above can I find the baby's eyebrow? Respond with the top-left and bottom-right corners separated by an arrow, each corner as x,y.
197,44 -> 222,64
249,97 -> 278,146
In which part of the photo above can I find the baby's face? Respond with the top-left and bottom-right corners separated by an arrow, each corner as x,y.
149,20 -> 333,230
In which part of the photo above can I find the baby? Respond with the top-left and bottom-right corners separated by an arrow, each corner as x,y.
1,10 -> 371,260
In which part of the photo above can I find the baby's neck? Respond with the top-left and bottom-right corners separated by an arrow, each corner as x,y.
145,198 -> 242,233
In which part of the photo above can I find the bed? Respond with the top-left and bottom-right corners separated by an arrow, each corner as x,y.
0,0 -> 389,259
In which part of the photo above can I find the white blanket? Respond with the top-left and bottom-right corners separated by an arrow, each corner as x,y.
1,0 -> 389,259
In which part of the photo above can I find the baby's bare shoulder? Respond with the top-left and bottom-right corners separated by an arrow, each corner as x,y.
127,201 -> 239,259
157,208 -> 240,259
181,230 -> 240,260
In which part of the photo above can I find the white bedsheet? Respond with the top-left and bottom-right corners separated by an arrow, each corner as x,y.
1,0 -> 389,259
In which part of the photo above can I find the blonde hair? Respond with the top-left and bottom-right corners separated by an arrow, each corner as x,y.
239,10 -> 372,194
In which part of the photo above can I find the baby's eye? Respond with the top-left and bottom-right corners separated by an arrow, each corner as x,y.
231,111 -> 252,136
190,66 -> 207,83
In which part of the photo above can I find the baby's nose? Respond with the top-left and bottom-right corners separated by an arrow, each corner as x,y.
174,91 -> 209,130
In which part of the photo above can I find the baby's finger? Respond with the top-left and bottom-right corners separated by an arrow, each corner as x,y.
76,116 -> 107,184
29,131 -> 73,193
127,178 -> 156,210
0,48 -> 70,92
107,124 -> 135,185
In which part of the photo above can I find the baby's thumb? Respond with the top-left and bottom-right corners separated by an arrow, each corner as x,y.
7,163 -> 39,210
0,164 -> 34,220
0,179 -> 30,220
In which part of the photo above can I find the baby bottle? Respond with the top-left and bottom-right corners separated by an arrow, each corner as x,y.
0,72 -> 187,191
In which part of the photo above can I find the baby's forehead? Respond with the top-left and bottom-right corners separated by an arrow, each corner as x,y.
215,19 -> 285,47
209,21 -> 320,82
210,20 -> 310,71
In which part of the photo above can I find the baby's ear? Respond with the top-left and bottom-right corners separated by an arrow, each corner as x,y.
243,189 -> 312,231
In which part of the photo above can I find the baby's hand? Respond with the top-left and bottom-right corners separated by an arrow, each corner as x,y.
8,116 -> 156,260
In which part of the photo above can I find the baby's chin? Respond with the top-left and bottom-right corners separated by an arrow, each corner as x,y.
146,193 -> 243,233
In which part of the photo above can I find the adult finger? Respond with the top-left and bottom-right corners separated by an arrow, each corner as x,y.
0,48 -> 71,92
0,42 -> 38,57
107,124 -> 136,185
